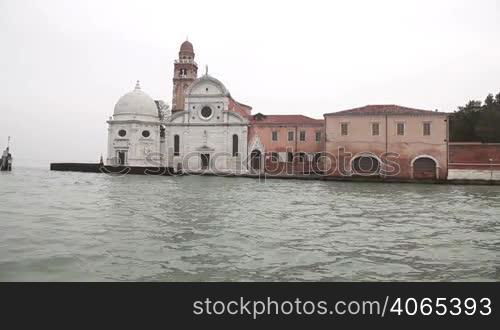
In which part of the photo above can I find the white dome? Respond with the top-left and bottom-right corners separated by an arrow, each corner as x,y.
113,81 -> 158,117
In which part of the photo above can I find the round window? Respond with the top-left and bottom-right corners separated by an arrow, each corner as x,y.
201,106 -> 212,119
118,129 -> 127,137
142,130 -> 150,138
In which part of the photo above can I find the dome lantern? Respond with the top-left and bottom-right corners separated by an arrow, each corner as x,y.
179,40 -> 194,54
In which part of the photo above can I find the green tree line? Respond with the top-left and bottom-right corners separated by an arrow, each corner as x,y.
450,93 -> 500,142
449,92 -> 500,142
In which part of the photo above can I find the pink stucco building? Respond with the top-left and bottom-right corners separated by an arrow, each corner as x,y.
323,105 -> 449,180
247,113 -> 324,173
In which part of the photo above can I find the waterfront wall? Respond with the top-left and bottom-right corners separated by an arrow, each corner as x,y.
448,142 -> 500,180
50,163 -> 176,175
449,142 -> 500,168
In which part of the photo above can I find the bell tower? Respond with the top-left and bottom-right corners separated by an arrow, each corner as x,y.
172,40 -> 198,112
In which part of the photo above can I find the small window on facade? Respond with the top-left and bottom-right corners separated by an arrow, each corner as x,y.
174,135 -> 180,156
206,87 -> 209,92
299,131 -> 306,141
372,123 -> 380,136
397,123 -> 405,136
142,130 -> 150,138
270,152 -> 279,162
288,131 -> 294,141
118,129 -> 127,137
232,134 -> 239,156
423,122 -> 431,136
297,152 -> 306,162
341,123 -> 348,136
272,131 -> 278,141
287,152 -> 294,162
315,131 -> 321,142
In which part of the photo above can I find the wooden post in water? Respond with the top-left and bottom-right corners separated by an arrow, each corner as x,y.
1,136 -> 12,171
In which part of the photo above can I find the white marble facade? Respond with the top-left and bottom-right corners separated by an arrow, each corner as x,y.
106,81 -> 161,167
107,75 -> 249,172
163,74 -> 249,173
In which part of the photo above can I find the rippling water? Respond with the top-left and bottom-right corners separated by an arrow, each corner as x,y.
0,167 -> 499,281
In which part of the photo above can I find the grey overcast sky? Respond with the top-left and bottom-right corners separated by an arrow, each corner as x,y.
1,0 -> 499,166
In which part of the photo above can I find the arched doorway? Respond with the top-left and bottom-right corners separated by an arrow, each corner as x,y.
351,154 -> 380,176
250,150 -> 262,171
412,156 -> 438,179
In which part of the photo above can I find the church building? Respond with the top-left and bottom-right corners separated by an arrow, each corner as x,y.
107,40 -> 324,174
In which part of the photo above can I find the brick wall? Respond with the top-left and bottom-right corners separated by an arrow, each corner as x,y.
449,143 -> 500,170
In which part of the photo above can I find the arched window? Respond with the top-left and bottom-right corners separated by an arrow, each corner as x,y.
352,155 -> 380,176
232,134 -> 239,156
174,135 -> 180,156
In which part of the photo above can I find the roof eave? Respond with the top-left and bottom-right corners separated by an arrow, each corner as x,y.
324,112 -> 448,117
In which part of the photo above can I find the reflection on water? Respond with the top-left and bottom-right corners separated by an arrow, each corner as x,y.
0,167 -> 499,281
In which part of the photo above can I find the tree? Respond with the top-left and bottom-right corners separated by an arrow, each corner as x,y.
449,92 -> 500,142
450,100 -> 482,141
485,93 -> 495,107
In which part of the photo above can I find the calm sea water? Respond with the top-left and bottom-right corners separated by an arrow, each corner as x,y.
0,167 -> 499,281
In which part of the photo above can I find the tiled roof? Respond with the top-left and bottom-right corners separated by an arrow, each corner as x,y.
251,113 -> 323,125
229,97 -> 252,110
180,40 -> 194,53
324,105 -> 446,116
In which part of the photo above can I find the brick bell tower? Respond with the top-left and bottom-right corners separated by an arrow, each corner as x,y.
172,40 -> 198,112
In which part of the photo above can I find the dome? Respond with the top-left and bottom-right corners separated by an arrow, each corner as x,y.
180,40 -> 194,53
113,81 -> 158,117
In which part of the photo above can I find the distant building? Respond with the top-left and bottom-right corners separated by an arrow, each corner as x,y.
106,41 -> 449,180
106,81 -> 161,167
247,114 -> 324,173
106,40 -> 323,173
163,73 -> 249,172
324,105 -> 449,179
